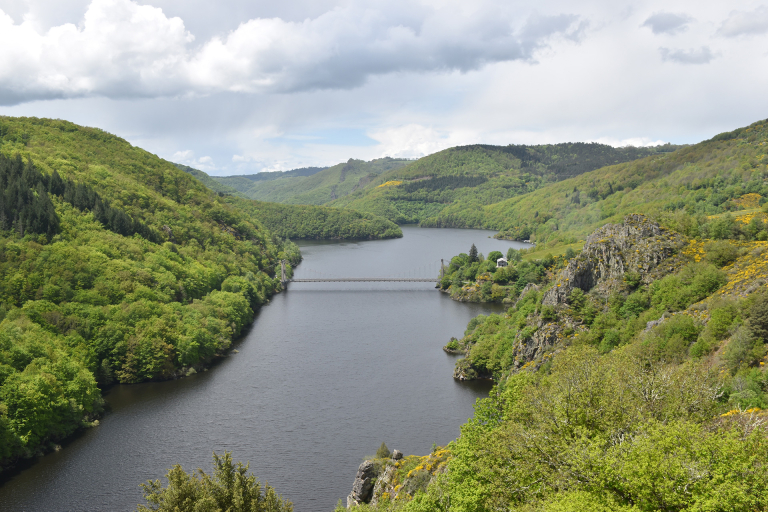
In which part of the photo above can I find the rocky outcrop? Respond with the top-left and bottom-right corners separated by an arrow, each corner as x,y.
346,461 -> 377,508
369,464 -> 397,507
514,321 -> 563,367
346,450 -> 410,509
514,283 -> 540,307
543,214 -> 685,306
454,215 -> 687,381
453,357 -> 492,381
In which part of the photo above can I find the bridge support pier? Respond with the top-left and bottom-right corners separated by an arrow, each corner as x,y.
280,260 -> 287,287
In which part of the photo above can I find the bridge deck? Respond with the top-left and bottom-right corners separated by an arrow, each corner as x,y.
289,278 -> 437,283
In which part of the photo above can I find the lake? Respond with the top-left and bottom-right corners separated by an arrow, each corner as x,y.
0,226 -> 527,511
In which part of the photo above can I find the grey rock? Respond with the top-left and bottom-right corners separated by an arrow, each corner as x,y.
543,214 -> 685,306
645,313 -> 668,332
370,464 -> 397,506
347,460 -> 377,508
392,449 -> 403,460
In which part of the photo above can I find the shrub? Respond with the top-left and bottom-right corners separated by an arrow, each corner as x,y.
620,290 -> 650,318
643,315 -> 701,363
704,240 -> 738,267
623,271 -> 642,290
487,251 -> 503,262
568,288 -> 586,311
599,329 -> 621,353
708,303 -> 738,340
138,452 -> 293,512
725,324 -> 766,372
747,291 -> 768,342
376,442 -> 391,459
541,305 -> 557,322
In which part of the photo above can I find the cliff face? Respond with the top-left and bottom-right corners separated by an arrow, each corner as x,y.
543,214 -> 686,305
453,215 -> 687,380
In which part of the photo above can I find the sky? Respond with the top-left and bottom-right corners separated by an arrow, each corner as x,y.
0,0 -> 766,175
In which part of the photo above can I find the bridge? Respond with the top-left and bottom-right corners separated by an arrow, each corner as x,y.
280,260 -> 445,286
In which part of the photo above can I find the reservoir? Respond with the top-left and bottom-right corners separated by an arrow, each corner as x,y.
0,227 -> 527,511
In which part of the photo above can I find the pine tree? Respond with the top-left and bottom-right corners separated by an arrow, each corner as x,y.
469,243 -> 478,263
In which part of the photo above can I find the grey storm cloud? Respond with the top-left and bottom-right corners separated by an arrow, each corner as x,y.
718,6 -> 768,37
641,12 -> 693,35
659,46 -> 714,64
0,0 -> 586,106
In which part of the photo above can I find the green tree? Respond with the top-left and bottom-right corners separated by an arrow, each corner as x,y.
468,244 -> 479,263
375,442 -> 391,459
138,452 -> 293,512
487,251 -> 503,262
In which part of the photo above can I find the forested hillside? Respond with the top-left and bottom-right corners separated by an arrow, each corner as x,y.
335,119 -> 768,512
225,196 -> 402,240
213,157 -> 411,205
0,117 -> 300,470
342,215 -> 768,512
178,166 -> 403,240
473,119 -> 768,244
330,143 -> 674,224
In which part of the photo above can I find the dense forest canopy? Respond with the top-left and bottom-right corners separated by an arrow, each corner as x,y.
213,157 -> 412,205
0,116 -> 300,470
227,165 -> 326,182
330,143 -> 675,225
225,196 -> 403,240
482,119 -> 768,243
177,165 -> 403,240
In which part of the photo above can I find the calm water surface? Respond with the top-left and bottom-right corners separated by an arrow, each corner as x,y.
0,227 -> 527,511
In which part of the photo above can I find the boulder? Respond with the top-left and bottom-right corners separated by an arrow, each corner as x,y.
392,449 -> 403,460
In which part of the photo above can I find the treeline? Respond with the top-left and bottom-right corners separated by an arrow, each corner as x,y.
226,196 -> 403,240
488,119 -> 768,244
333,142 -> 666,226
1,153 -> 161,242
213,157 -> 411,206
501,141 -> 677,179
231,166 -> 326,182
401,175 -> 487,193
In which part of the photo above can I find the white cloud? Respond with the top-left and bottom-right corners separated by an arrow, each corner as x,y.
0,0 -> 586,104
593,136 -> 667,148
641,12 -> 693,34
1,1 -> 767,175
718,6 -> 768,37
172,149 -> 216,171
0,0 -> 193,104
367,124 -> 479,159
659,46 -> 714,64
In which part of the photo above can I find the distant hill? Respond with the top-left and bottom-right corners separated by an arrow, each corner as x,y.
222,166 -> 326,183
212,157 -> 412,205
177,165 -> 403,240
329,143 -> 679,224
477,118 -> 768,244
173,163 -> 239,195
